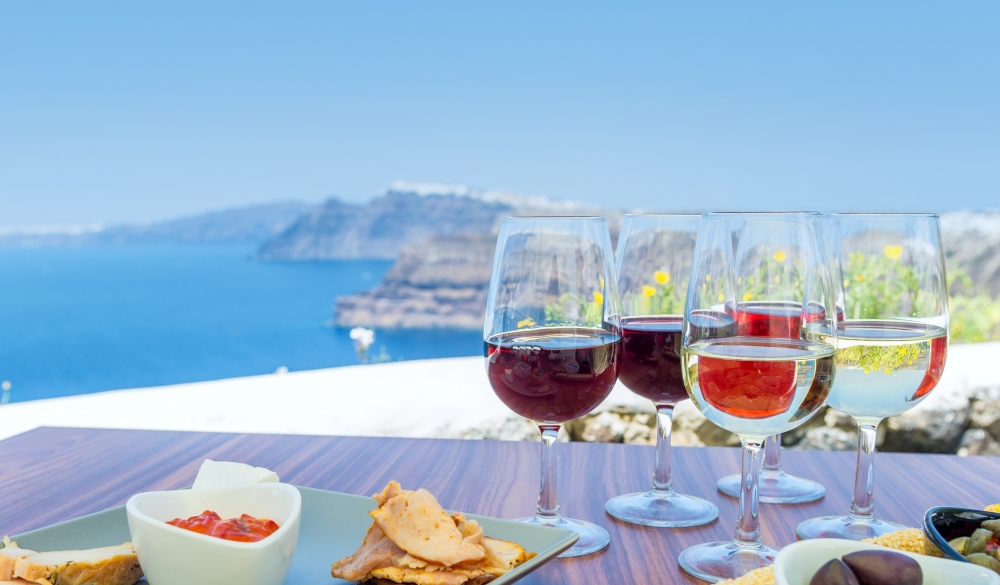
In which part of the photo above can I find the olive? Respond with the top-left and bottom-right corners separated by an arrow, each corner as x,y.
810,558 -> 860,585
968,528 -> 994,555
967,552 -> 1000,575
981,519 -> 1000,539
949,536 -> 970,555
842,550 -> 923,585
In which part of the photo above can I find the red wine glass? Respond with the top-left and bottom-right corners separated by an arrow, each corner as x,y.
484,216 -> 621,558
678,213 -> 837,582
604,214 -> 719,527
797,213 -> 949,541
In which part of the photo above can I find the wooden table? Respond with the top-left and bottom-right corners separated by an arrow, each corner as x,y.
2,427 -> 998,584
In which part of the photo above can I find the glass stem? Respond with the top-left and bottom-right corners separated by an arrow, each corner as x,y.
734,437 -> 765,548
536,425 -> 562,522
651,403 -> 675,494
849,422 -> 880,519
762,434 -> 782,472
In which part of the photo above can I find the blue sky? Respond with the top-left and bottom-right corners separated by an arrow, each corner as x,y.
1,1 -> 997,225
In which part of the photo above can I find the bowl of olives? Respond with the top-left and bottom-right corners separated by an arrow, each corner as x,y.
774,539 -> 1000,585
925,506 -> 1000,572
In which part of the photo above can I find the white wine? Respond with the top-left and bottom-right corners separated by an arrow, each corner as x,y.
824,320 -> 948,424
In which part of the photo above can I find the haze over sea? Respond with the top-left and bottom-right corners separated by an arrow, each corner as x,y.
0,244 -> 483,403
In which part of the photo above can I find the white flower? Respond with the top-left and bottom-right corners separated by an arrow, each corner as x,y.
350,327 -> 375,350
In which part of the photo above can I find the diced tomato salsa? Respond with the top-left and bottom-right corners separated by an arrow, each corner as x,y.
167,510 -> 280,542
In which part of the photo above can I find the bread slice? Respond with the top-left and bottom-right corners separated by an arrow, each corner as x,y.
0,539 -> 37,581
13,544 -> 142,585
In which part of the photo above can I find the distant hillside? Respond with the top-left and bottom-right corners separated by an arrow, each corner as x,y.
0,201 -> 311,247
257,189 -> 511,260
256,182 -> 608,261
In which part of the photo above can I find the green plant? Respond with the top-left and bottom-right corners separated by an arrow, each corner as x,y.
947,268 -> 1000,344
543,290 -> 605,327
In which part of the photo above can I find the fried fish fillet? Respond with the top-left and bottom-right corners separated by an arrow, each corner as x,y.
332,482 -> 535,585
370,484 -> 485,568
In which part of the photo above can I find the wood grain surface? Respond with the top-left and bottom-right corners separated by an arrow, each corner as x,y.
2,427 -> 999,584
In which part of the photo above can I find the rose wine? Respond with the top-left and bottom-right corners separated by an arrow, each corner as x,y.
824,320 -> 948,423
683,338 -> 836,438
485,327 -> 621,424
734,301 -> 835,422
618,316 -> 687,404
735,301 -> 803,339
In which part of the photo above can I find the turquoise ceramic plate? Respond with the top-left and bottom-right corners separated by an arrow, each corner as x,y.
4,486 -> 578,584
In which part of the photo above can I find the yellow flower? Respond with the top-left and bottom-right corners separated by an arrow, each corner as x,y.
856,274 -> 866,282
883,245 -> 903,260
774,275 -> 781,284
705,274 -> 712,282
773,251 -> 787,263
743,293 -> 753,301
717,293 -> 725,302
517,317 -> 536,328
654,270 -> 670,285
642,285 -> 656,297
593,291 -> 604,305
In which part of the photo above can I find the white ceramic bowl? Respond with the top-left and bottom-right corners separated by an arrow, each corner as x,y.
774,539 -> 1000,585
126,483 -> 301,585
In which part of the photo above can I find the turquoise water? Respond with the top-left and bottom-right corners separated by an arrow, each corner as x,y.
0,245 -> 483,403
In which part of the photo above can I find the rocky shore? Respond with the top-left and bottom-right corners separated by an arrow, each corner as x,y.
335,233 -> 495,329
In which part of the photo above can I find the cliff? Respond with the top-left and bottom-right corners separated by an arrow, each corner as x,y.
335,233 -> 496,329
257,189 -> 513,260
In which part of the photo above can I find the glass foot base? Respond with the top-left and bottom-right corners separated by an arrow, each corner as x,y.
605,489 -> 719,528
796,514 -> 908,541
514,515 -> 609,557
678,540 -> 778,583
718,470 -> 826,504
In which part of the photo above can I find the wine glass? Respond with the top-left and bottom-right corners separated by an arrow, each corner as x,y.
716,213 -> 831,505
797,213 -> 949,541
484,216 -> 621,558
604,214 -> 719,527
678,213 -> 837,583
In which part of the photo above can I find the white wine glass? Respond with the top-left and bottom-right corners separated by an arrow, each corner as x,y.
605,214 -> 719,527
797,213 -> 949,541
484,216 -> 621,557
678,212 -> 837,583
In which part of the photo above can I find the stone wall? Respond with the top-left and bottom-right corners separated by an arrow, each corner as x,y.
460,385 -> 1000,456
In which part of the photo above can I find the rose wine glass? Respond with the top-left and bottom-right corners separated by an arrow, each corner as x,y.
797,213 -> 949,541
604,214 -> 719,527
678,213 -> 837,583
716,213 -> 831,505
484,216 -> 621,558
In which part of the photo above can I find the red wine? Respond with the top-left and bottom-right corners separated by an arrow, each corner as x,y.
485,327 -> 621,424
619,316 -> 686,404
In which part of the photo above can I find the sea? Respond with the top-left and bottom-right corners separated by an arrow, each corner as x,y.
0,244 -> 483,404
